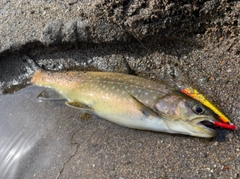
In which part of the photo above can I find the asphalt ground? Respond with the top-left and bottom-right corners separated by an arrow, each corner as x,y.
0,1 -> 239,179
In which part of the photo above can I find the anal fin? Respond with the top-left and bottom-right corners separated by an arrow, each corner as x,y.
65,101 -> 94,114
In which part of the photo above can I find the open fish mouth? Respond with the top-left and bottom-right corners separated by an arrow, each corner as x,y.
199,120 -> 218,131
190,117 -> 217,132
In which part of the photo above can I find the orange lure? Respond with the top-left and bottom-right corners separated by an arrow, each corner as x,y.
182,87 -> 237,130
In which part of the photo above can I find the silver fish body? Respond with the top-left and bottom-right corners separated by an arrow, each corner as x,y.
31,70 -> 218,138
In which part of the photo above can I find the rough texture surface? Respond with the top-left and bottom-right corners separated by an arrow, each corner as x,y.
0,0 -> 239,179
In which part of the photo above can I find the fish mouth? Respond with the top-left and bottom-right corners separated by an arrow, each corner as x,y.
198,120 -> 217,131
193,118 -> 218,138
191,117 -> 217,132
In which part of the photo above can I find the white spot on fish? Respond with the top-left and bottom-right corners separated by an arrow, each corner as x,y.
122,91 -> 125,95
146,100 -> 149,104
153,96 -> 157,99
145,92 -> 148,96
117,89 -> 120,92
138,89 -> 141,93
112,86 -> 115,89
125,86 -> 128,89
131,90 -> 135,94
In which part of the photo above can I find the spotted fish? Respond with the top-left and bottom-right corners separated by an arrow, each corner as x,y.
30,68 -> 226,138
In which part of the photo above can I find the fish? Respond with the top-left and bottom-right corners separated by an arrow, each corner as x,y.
30,68 -> 227,138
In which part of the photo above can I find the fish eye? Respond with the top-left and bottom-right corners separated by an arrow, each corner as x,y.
192,105 -> 205,115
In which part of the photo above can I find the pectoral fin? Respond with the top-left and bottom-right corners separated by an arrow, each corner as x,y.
127,93 -> 159,118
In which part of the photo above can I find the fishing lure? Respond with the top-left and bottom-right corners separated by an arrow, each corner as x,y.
182,87 -> 237,130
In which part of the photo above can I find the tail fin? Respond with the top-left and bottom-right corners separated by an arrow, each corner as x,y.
22,55 -> 42,71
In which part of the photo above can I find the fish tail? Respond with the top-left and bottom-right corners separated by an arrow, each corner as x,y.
22,55 -> 48,86
22,55 -> 42,71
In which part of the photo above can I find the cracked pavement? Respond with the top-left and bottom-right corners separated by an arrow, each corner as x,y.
56,124 -> 84,179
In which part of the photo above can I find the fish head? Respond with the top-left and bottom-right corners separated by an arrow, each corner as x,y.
155,92 -> 218,138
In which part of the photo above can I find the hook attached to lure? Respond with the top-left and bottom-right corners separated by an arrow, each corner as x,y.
181,87 -> 237,130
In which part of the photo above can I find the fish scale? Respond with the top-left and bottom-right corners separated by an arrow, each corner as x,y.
78,71 -> 171,92
80,79 -> 164,107
80,72 -> 172,107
